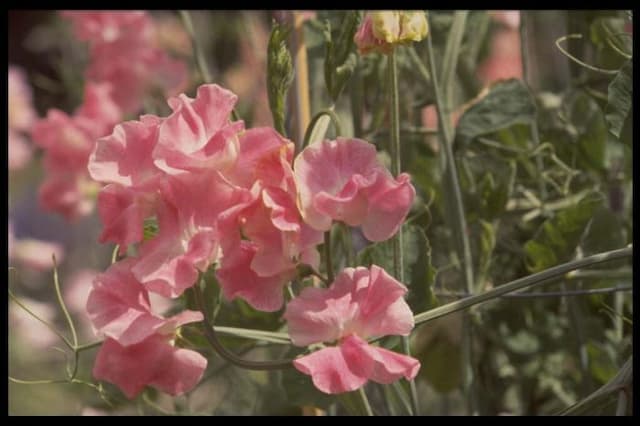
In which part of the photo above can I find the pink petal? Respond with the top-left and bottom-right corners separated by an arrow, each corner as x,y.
88,116 -> 163,187
361,172 -> 415,241
294,138 -> 379,230
87,259 -> 202,345
93,336 -> 207,399
216,241 -> 294,312
351,265 -> 414,338
75,82 -> 122,135
348,335 -> 421,384
284,266 -> 414,346
293,344 -> 369,395
96,184 -> 154,253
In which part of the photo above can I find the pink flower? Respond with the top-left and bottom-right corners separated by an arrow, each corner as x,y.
93,335 -> 207,399
294,138 -> 415,242
153,84 -> 242,175
131,170 -> 251,298
8,223 -> 65,271
87,259 -> 207,398
284,265 -> 420,394
216,128 -> 322,312
8,130 -> 32,171
477,28 -> 522,84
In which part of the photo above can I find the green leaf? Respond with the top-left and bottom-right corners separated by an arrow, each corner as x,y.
455,79 -> 537,148
357,224 -> 438,312
605,60 -> 632,139
267,21 -> 294,136
476,219 -> 496,288
524,191 -> 604,272
324,11 -> 360,102
567,91 -> 608,171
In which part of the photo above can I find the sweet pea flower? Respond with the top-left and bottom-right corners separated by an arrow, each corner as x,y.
284,265 -> 420,394
153,84 -> 242,175
216,128 -> 322,312
131,170 -> 251,298
87,259 -> 207,398
355,11 -> 429,55
294,138 -> 415,242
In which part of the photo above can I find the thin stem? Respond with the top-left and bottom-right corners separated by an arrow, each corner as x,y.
8,290 -> 73,350
435,284 -> 633,299
52,256 -> 78,348
180,11 -> 212,83
426,12 -> 476,415
555,34 -> 619,75
425,15 -> 475,299
412,246 -> 632,326
324,231 -> 334,283
388,48 -> 419,416
615,389 -> 628,416
191,281 -> 293,370
75,341 -> 103,352
358,387 -> 374,416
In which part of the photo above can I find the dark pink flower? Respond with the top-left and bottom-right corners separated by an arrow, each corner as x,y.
284,265 -> 419,394
294,138 -> 415,241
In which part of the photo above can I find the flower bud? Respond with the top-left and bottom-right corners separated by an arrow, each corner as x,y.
354,10 -> 429,55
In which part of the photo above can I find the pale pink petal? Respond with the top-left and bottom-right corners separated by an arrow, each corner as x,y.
216,241 -> 294,312
87,259 -> 202,345
8,65 -> 36,131
95,184 -> 154,252
154,84 -> 240,173
348,335 -> 421,384
10,238 -> 65,271
361,172 -> 415,241
93,335 -> 206,399
292,344 -> 369,395
88,116 -> 163,187
64,268 -> 99,316
224,127 -> 291,188
8,130 -> 33,171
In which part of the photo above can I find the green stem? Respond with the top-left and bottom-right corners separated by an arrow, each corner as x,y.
191,280 -> 293,370
8,290 -> 73,350
426,11 -> 476,414
52,256 -> 78,348
358,387 -> 374,416
180,11 -> 212,83
412,246 -> 632,326
520,12 -> 548,202
388,48 -> 419,417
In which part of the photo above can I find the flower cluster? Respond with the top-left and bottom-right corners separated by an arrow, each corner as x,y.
86,82 -> 419,397
30,11 -> 188,221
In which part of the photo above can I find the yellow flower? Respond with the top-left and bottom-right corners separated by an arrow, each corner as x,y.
399,11 -> 429,42
370,11 -> 401,43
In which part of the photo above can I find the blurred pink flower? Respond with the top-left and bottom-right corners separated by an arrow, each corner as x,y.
294,138 -> 415,242
9,223 -> 65,271
61,10 -> 189,115
489,10 -> 521,30
8,65 -> 36,170
284,265 -> 420,394
9,297 -> 59,350
477,24 -> 523,84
